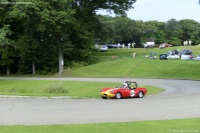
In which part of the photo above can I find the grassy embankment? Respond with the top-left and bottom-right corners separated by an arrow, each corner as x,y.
66,46 -> 200,80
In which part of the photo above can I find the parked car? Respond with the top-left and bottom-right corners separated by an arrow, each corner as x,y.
194,55 -> 200,60
159,43 -> 173,49
178,50 -> 192,56
159,54 -> 167,60
100,81 -> 147,99
167,54 -> 180,59
166,50 -> 179,55
181,54 -> 194,60
107,44 -> 118,49
99,45 -> 108,52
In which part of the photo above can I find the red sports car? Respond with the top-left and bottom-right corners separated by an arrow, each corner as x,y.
100,81 -> 147,99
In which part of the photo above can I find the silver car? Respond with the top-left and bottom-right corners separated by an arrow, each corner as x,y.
99,45 -> 108,52
195,55 -> 200,60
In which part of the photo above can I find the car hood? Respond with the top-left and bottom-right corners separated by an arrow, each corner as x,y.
102,87 -> 124,91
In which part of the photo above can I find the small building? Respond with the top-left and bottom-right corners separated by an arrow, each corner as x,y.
143,38 -> 155,48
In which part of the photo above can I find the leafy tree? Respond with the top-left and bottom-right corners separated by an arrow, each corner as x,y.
0,25 -> 11,46
72,0 -> 136,16
179,19 -> 200,45
9,0 -> 76,75
41,0 -> 76,75
71,0 -> 137,58
94,15 -> 115,44
110,17 -> 136,45
130,20 -> 145,47
0,2 -> 19,75
0,25 -> 16,75
142,20 -> 166,46
165,19 -> 182,46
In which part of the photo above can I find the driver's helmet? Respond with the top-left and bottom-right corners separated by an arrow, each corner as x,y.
123,82 -> 128,87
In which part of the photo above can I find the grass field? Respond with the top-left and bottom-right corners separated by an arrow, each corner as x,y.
0,118 -> 199,133
0,80 -> 163,97
66,46 -> 200,79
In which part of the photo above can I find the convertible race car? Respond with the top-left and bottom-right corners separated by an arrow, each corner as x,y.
100,81 -> 147,99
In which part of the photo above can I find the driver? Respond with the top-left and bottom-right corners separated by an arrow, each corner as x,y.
123,82 -> 128,88
123,82 -> 131,89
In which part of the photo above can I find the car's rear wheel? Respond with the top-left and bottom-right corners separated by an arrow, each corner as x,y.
138,91 -> 144,98
115,92 -> 122,99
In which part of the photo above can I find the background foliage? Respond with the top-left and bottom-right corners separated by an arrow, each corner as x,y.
0,0 -> 200,75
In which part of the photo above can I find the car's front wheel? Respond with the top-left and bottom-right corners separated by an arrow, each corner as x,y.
115,92 -> 122,99
138,91 -> 144,98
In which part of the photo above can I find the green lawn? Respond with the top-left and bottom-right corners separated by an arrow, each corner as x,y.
0,118 -> 199,133
66,58 -> 200,79
66,46 -> 200,79
0,80 -> 163,97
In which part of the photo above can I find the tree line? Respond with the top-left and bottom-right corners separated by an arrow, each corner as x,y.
1,0 -> 200,75
0,0 -> 136,75
97,16 -> 200,47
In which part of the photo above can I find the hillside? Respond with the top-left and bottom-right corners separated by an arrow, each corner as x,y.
65,46 -> 200,80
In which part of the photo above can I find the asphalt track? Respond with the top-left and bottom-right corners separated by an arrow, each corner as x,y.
0,77 -> 200,125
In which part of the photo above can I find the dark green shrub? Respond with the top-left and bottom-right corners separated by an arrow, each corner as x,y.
45,85 -> 69,94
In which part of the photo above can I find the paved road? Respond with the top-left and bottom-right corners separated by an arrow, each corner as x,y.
0,77 -> 200,125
